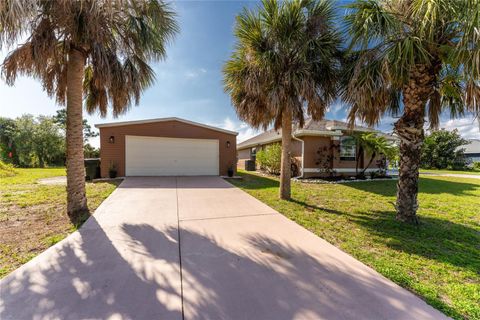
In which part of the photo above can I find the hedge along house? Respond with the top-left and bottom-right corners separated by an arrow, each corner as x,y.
95,117 -> 238,177
237,119 -> 394,178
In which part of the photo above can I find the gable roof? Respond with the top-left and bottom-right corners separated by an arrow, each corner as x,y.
94,117 -> 238,136
237,119 -> 378,149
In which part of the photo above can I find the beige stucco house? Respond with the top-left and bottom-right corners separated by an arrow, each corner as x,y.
237,119 -> 394,178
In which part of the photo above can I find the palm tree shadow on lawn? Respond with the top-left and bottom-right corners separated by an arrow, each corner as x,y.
287,196 -> 479,277
234,173 -> 480,270
342,176 -> 480,197
234,172 -> 479,317
235,171 -> 479,197
346,209 -> 480,274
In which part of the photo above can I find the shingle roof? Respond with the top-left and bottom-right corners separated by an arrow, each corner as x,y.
237,128 -> 283,149
237,119 -> 377,149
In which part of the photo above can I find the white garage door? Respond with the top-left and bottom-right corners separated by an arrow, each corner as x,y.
125,136 -> 219,176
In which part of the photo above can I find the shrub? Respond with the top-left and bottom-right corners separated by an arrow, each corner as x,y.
0,160 -> 18,177
256,144 -> 282,175
473,162 -> 480,171
421,129 -> 469,169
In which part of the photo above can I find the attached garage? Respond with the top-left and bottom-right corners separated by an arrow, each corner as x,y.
95,117 -> 237,177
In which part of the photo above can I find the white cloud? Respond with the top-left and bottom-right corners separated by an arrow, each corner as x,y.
438,117 -> 480,139
210,117 -> 261,143
184,67 -> 207,79
326,101 -> 344,117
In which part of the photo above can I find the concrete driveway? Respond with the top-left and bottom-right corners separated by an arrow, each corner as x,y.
0,177 -> 448,320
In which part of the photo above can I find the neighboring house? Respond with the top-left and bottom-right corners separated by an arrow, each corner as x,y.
237,119 -> 394,178
95,117 -> 237,177
461,139 -> 480,164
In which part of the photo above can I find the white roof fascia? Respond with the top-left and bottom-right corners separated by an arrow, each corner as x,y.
294,129 -> 343,137
94,117 -> 238,136
326,125 -> 378,133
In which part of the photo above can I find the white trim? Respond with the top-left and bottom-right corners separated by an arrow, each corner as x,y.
325,125 -> 378,133
95,117 -> 238,136
294,129 -> 342,137
303,168 -> 379,173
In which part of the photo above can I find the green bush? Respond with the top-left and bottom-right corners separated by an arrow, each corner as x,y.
256,143 -> 282,175
473,162 -> 480,171
0,160 -> 18,177
421,129 -> 468,169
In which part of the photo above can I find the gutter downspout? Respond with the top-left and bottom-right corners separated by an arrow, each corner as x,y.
292,133 -> 304,179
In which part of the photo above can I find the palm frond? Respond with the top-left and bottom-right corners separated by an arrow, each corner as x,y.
224,0 -> 342,130
1,0 -> 178,117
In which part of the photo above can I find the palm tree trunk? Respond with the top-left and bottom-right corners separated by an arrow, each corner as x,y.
361,152 -> 376,175
355,146 -> 363,176
394,65 -> 433,224
66,48 -> 88,222
279,111 -> 292,200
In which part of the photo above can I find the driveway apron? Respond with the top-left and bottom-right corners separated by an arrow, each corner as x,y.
0,176 -> 449,320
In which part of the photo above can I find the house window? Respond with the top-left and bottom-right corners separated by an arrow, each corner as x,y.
340,136 -> 356,161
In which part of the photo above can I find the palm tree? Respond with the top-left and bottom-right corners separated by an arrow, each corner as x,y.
342,0 -> 480,223
0,0 -> 178,223
223,0 -> 342,200
353,132 -> 397,177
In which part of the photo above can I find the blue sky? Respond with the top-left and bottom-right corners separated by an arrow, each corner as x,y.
0,0 -> 478,147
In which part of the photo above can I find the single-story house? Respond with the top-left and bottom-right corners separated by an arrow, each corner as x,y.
237,119 -> 394,178
95,117 -> 238,177
461,139 -> 480,164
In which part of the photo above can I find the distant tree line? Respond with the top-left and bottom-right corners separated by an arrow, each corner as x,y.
0,109 -> 99,167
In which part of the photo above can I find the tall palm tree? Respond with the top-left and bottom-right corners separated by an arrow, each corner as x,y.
342,0 -> 479,223
223,0 -> 342,200
0,0 -> 178,222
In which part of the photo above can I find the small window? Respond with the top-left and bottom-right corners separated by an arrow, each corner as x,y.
340,136 -> 356,161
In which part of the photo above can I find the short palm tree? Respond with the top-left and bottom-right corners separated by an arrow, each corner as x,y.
353,132 -> 397,176
342,0 -> 480,223
223,0 -> 342,199
0,0 -> 178,222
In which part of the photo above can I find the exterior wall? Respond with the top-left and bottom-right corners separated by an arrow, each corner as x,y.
237,134 -> 386,178
301,136 -> 333,178
237,139 -> 302,170
301,135 -> 384,178
99,120 -> 237,177
237,148 -> 251,169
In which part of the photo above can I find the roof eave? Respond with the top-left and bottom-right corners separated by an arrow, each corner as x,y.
326,126 -> 378,133
294,129 -> 343,137
94,117 -> 238,136
237,137 -> 282,150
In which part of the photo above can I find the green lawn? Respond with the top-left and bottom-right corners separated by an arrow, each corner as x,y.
228,170 -> 480,320
420,168 -> 480,176
0,168 -> 120,278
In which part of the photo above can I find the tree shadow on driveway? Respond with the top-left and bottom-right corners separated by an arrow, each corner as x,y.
1,216 -> 448,320
0,217 -> 183,320
122,222 -> 447,320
